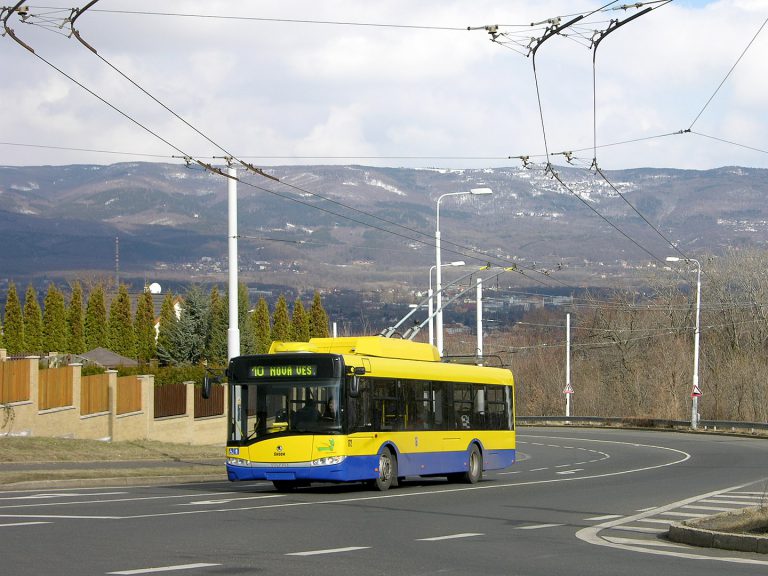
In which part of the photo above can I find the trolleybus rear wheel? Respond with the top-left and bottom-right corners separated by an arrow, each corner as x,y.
464,444 -> 483,484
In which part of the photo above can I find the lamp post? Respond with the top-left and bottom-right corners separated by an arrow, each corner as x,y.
435,187 -> 492,356
666,256 -> 702,429
429,261 -> 465,346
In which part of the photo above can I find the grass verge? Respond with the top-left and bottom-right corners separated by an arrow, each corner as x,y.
0,437 -> 223,463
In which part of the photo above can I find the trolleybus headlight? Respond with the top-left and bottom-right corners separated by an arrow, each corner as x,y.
311,455 -> 346,466
227,457 -> 250,467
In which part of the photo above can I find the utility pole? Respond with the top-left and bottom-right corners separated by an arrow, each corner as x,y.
227,166 -> 240,361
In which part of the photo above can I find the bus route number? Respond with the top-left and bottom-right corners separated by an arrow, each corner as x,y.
251,365 -> 317,378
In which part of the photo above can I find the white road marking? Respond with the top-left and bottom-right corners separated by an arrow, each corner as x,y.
181,495 -> 282,505
658,511 -> 710,518
634,518 -> 672,525
586,514 -> 622,521
700,499 -> 760,505
0,521 -> 52,527
1,435 -> 692,522
682,504 -> 741,512
577,482 -> 768,565
556,469 -> 583,475
286,546 -> 370,556
530,467 -> 548,472
516,523 -> 563,530
0,492 -> 236,510
611,525 -> 667,534
107,563 -> 220,574
417,533 -> 484,541
0,492 -> 126,501
604,536 -> 688,548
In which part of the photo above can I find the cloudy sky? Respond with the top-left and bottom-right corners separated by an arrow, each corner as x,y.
1,0 -> 766,170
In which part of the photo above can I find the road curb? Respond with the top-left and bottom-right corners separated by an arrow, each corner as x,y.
669,506 -> 768,554
0,473 -> 229,491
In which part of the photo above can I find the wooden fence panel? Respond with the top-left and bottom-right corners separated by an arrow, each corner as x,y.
81,373 -> 109,415
0,360 -> 31,404
154,383 -> 186,418
194,384 -> 224,418
38,367 -> 74,410
116,376 -> 142,415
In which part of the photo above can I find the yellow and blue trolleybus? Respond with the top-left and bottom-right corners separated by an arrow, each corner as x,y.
224,336 -> 515,491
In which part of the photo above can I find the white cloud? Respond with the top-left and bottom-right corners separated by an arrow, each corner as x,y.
0,0 -> 765,169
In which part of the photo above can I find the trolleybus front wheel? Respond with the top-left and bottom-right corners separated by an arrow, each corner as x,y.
370,448 -> 397,491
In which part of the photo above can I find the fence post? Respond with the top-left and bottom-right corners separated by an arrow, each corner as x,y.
139,374 -> 154,441
0,349 -> 6,362
70,363 -> 83,416
28,356 -> 40,416
107,370 -> 118,441
185,380 -> 195,438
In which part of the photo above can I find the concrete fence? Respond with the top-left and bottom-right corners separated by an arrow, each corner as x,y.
0,351 -> 227,446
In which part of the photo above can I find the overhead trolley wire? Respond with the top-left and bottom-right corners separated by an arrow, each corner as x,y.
687,15 -> 768,131
3,3 -> 566,290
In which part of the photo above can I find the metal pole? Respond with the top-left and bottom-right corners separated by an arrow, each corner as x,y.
692,259 -> 701,430
227,166 -> 240,361
476,277 -> 483,362
427,287 -> 434,346
435,219 -> 443,356
566,312 -> 571,418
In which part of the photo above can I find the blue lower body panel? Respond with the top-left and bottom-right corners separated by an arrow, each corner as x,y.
227,448 -> 515,483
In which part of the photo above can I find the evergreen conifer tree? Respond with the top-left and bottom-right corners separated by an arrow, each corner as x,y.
85,284 -> 108,351
23,285 -> 43,354
207,286 -> 228,366
108,284 -> 136,358
67,282 -> 86,354
292,298 -> 310,342
238,282 -> 254,355
156,286 -> 209,365
135,289 -> 157,365
156,292 -> 177,361
251,297 -> 271,354
271,295 -> 292,342
309,291 -> 330,338
3,282 -> 24,355
42,283 -> 68,353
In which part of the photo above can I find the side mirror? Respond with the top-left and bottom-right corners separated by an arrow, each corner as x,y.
349,376 -> 360,398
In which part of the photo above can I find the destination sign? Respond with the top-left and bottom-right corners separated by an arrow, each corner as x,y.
250,365 -> 317,378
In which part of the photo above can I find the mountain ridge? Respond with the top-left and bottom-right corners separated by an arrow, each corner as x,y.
1,162 -> 767,290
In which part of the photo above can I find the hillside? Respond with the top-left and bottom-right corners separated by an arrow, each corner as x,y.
1,162 -> 767,290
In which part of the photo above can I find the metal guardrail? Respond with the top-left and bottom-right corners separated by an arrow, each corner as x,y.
518,416 -> 768,433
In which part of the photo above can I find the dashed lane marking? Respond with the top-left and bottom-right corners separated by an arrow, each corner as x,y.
107,563 -> 221,575
0,521 -> 52,527
286,546 -> 370,556
417,533 -> 484,541
516,523 -> 564,530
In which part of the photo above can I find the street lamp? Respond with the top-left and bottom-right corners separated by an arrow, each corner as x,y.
666,256 -> 702,429
435,188 -> 492,356
429,261 -> 465,346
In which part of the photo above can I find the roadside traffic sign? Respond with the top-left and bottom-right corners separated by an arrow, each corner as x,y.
691,384 -> 702,397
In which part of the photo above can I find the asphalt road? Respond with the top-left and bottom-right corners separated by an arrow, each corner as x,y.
2,427 -> 768,576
